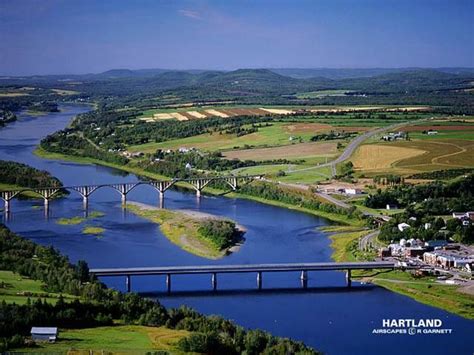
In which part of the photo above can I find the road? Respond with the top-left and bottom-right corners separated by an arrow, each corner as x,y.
315,191 -> 351,209
288,119 -> 427,177
359,230 -> 381,251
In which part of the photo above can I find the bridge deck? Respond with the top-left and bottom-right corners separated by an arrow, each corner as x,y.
90,261 -> 395,276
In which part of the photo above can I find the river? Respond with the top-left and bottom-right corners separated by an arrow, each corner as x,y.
1,105 -> 473,354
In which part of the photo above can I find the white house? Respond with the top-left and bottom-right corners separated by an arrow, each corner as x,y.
344,188 -> 362,195
398,223 -> 411,232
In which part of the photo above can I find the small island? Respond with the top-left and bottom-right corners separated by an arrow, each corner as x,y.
127,202 -> 245,259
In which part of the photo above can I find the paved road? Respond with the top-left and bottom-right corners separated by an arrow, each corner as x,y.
315,191 -> 351,209
359,230 -> 381,251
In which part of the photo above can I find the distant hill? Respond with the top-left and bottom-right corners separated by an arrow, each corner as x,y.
270,67 -> 474,80
1,67 -> 472,102
339,69 -> 473,92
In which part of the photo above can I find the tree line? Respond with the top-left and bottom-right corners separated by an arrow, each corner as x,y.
0,160 -> 65,189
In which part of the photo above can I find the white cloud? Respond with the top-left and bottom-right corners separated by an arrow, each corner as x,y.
178,9 -> 202,20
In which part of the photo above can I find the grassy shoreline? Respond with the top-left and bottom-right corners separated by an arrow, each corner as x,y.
126,203 -> 239,259
329,229 -> 474,319
34,146 -> 360,226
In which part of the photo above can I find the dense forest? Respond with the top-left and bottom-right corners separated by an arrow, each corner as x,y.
0,160 -> 65,189
365,174 -> 474,211
0,224 -> 319,354
198,219 -> 243,250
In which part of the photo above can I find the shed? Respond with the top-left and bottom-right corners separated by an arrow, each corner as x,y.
31,327 -> 58,343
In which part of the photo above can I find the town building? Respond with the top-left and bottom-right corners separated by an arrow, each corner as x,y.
31,327 -> 58,343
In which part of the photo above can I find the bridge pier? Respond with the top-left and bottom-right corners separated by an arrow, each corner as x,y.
346,269 -> 352,287
44,204 -> 51,220
82,196 -> 89,209
1,190 -> 21,213
300,270 -> 308,288
126,275 -> 131,292
166,274 -> 171,293
257,271 -> 262,290
4,199 -> 10,213
158,193 -> 165,209
211,272 -> 217,291
121,193 -> 127,205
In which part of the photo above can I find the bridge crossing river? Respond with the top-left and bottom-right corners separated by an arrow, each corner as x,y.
90,261 -> 397,293
0,174 -> 262,212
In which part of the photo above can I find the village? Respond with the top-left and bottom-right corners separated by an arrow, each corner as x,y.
377,211 -> 474,286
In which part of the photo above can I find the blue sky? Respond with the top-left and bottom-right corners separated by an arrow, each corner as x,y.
0,0 -> 473,75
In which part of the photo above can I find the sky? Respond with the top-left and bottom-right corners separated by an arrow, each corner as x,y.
0,0 -> 473,75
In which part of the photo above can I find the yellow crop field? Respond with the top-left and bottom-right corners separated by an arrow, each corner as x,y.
352,144 -> 426,171
394,140 -> 474,170
353,139 -> 474,176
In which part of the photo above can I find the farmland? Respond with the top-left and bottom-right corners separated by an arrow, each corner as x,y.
223,141 -> 338,161
137,104 -> 431,121
127,121 -> 342,153
351,119 -> 474,176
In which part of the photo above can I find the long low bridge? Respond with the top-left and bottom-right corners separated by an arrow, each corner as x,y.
90,261 -> 397,293
0,175 -> 263,212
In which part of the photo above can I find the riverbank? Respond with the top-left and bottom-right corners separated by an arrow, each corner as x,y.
328,228 -> 474,319
34,147 -> 362,226
127,201 -> 245,259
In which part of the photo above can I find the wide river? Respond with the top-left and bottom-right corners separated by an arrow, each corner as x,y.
1,105 -> 473,354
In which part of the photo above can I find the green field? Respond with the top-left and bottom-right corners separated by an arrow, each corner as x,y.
0,270 -> 77,304
408,130 -> 474,140
16,325 -> 189,353
128,121 -> 336,153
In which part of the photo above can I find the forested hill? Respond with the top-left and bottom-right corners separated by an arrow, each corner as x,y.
0,160 -> 64,189
2,68 -> 472,96
1,67 -> 473,113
